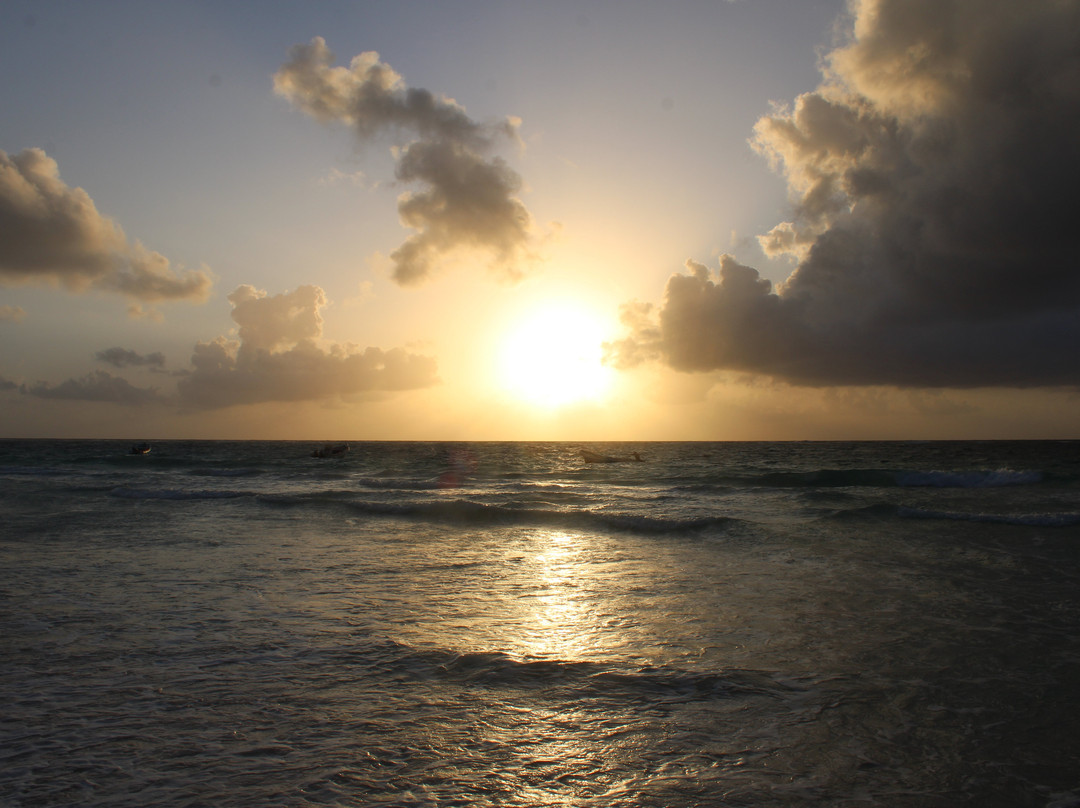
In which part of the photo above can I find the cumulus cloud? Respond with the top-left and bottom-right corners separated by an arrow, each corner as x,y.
0,148 -> 213,305
95,347 -> 167,369
609,0 -> 1080,388
0,305 -> 26,323
25,370 -> 166,406
274,38 -> 535,285
176,284 -> 438,410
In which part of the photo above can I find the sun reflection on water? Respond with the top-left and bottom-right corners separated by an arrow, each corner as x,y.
514,530 -> 602,661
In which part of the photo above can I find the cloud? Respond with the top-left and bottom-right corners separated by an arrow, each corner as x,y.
0,305 -> 26,323
25,370 -> 166,406
317,167 -> 368,187
95,347 -> 167,369
274,38 -> 536,286
0,148 -> 213,305
176,284 -> 439,410
609,0 -> 1080,388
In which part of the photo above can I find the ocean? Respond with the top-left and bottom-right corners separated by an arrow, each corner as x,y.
2,439 -> 1079,807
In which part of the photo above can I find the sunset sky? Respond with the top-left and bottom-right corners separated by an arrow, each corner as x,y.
2,0 -> 1078,440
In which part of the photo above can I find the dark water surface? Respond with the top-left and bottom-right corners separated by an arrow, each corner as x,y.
2,440 -> 1079,806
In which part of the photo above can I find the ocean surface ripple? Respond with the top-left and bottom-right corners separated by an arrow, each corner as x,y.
2,439 -> 1079,807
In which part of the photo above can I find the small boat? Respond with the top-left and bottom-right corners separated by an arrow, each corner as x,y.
312,442 -> 349,459
129,442 -> 151,455
581,449 -> 643,463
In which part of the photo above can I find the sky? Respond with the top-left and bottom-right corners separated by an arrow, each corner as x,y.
1,0 -> 1078,441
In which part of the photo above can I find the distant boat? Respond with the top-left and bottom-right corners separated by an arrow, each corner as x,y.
581,449 -> 643,463
129,442 -> 151,455
312,443 -> 349,459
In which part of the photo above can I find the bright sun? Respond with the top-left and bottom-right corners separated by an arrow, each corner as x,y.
497,302 -> 614,408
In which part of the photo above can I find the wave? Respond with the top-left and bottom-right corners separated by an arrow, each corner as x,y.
319,640 -> 801,702
187,467 -> 265,478
823,502 -> 902,521
715,467 -> 1046,490
259,492 -> 743,535
433,651 -> 795,701
0,465 -> 68,477
894,469 -> 1043,488
897,506 -> 1080,527
109,486 -> 255,501
354,476 -> 445,491
826,501 -> 1080,527
751,469 -> 899,488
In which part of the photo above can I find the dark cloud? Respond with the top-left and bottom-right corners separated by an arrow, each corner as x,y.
95,347 -> 166,369
274,38 -> 536,285
609,0 -> 1080,388
0,148 -> 213,305
25,370 -> 166,406
176,284 -> 439,410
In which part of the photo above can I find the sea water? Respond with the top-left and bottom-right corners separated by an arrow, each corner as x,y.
1,440 -> 1078,807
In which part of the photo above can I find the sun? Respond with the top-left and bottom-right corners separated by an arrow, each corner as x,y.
497,301 -> 614,408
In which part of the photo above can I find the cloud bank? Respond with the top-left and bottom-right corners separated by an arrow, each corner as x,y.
176,284 -> 439,410
25,370 -> 166,406
274,38 -> 535,286
0,148 -> 212,305
608,0 -> 1080,388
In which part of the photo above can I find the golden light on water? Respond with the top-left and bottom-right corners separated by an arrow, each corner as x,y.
516,530 -> 600,660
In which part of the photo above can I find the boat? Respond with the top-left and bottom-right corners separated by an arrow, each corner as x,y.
312,442 -> 349,459
581,449 -> 643,463
129,442 -> 151,455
